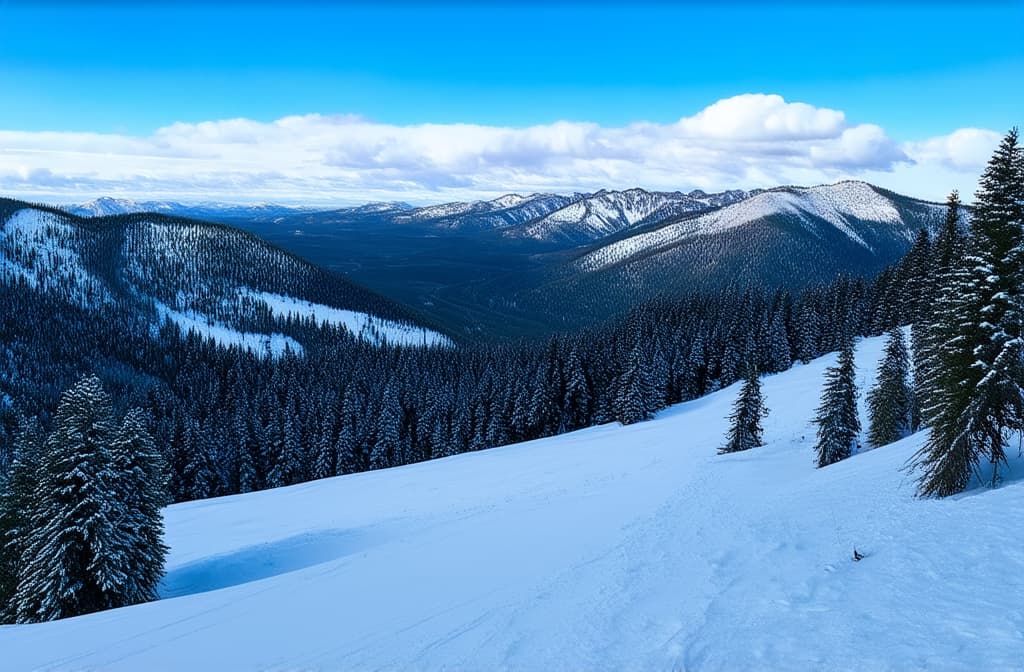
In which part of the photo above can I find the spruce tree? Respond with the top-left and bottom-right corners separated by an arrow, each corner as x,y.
613,344 -> 653,425
866,328 -> 912,447
719,365 -> 768,454
0,417 -> 42,622
13,376 -> 127,622
914,129 -> 1024,496
912,190 -> 963,430
813,338 -> 860,468
109,408 -> 168,605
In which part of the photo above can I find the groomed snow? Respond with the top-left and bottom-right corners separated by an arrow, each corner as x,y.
156,303 -> 303,358
242,289 -> 452,348
2,334 -> 1022,670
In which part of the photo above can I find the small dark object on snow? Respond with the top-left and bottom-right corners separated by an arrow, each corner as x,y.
853,547 -> 865,562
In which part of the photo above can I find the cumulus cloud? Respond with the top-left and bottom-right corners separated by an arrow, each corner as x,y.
0,94 -> 999,204
903,128 -> 1003,171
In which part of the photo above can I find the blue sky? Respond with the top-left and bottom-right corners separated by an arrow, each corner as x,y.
0,2 -> 1021,203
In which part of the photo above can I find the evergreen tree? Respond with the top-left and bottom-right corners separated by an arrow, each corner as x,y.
866,328 -> 912,447
912,190 -> 963,430
13,376 -> 126,622
914,129 -> 1024,496
719,365 -> 768,454
109,408 -> 168,605
812,339 -> 860,468
613,343 -> 653,425
0,418 -> 42,621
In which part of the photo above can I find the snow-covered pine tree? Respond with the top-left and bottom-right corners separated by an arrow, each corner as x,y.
912,191 -> 963,430
13,376 -> 127,622
866,327 -> 912,447
109,408 -> 168,606
812,338 -> 860,468
371,381 -> 401,469
719,364 -> 768,454
562,347 -> 592,432
613,343 -> 654,425
0,417 -> 42,622
914,129 -> 1024,497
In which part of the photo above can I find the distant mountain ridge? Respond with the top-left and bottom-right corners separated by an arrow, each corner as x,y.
67,198 -> 318,222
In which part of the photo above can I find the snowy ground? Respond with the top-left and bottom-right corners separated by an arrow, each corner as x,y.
3,334 -> 1023,671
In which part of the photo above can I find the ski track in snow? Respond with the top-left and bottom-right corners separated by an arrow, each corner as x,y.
2,334 -> 1023,670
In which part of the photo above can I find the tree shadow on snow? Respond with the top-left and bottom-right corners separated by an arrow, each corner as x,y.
158,528 -> 383,599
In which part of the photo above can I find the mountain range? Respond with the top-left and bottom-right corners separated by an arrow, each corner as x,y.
51,180 -> 953,339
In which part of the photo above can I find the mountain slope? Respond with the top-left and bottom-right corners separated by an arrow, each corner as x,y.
487,181 -> 952,331
2,334 -> 1021,670
508,187 -> 750,244
0,199 -> 449,352
576,181 -> 937,272
392,192 -> 577,230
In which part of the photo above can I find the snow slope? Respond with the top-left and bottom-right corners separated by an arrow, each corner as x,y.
0,208 -> 109,305
578,181 -> 935,272
245,290 -> 452,347
156,303 -> 303,358
3,334 -> 1023,671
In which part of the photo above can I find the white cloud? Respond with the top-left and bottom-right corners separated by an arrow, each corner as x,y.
676,94 -> 846,140
903,128 -> 1003,171
0,94 -> 1002,204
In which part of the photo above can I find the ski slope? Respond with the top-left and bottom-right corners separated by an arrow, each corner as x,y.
3,335 -> 1023,671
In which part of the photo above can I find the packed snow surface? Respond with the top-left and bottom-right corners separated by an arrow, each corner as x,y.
3,334 -> 1023,670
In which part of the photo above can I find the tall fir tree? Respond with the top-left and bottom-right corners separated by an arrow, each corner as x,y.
719,364 -> 769,454
912,190 -> 963,430
914,129 -> 1024,496
613,343 -> 654,425
0,417 -> 42,622
866,328 -> 912,447
13,376 -> 128,622
812,338 -> 860,468
108,408 -> 169,606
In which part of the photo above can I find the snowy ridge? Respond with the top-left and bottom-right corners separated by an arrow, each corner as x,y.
67,198 -> 314,221
0,208 -> 109,305
392,193 -> 575,230
3,333 -> 1022,670
1,205 -> 448,355
244,290 -> 452,347
512,188 -> 750,243
578,181 -> 933,272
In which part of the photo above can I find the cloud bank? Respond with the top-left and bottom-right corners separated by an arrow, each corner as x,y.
0,94 -> 1003,204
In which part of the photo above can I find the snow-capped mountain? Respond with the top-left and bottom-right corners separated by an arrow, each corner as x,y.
68,196 -> 175,217
393,193 -> 579,230
509,188 -> 752,244
4,333 -> 1020,670
67,198 -> 316,222
577,181 -> 942,272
